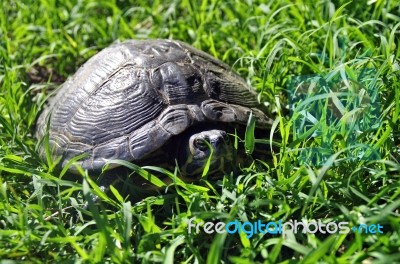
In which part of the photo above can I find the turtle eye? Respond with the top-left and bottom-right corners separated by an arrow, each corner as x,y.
222,132 -> 229,142
194,138 -> 208,151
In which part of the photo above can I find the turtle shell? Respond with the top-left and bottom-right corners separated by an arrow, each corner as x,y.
36,39 -> 272,172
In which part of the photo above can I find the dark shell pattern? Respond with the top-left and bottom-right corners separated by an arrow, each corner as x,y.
36,39 -> 272,172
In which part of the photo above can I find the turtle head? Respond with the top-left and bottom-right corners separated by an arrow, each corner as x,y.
178,129 -> 233,178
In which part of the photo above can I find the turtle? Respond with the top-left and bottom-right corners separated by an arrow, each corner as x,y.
36,39 -> 272,181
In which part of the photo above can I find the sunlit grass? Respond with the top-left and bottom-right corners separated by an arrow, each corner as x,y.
1,0 -> 400,263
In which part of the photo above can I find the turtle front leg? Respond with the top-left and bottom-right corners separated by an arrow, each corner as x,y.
200,99 -> 273,128
128,104 -> 205,159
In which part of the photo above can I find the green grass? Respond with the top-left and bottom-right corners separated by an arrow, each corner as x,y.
1,0 -> 400,263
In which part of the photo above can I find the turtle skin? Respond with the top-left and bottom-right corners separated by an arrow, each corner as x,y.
36,39 -> 272,173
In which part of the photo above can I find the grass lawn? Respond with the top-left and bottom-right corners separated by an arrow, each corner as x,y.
1,0 -> 400,263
